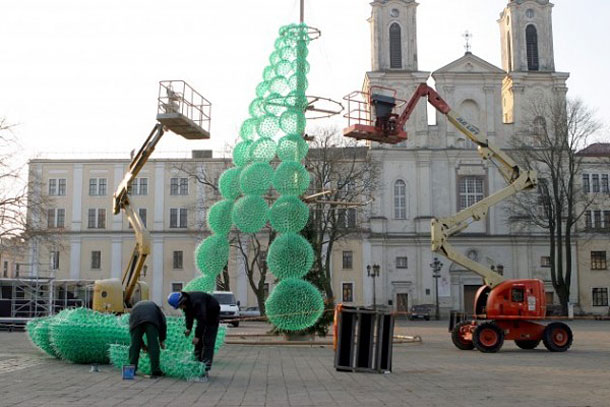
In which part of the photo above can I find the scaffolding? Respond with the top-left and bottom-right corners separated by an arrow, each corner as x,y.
0,265 -> 94,330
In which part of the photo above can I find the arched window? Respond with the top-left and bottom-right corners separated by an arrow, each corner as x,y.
533,116 -> 546,137
459,99 -> 481,149
506,32 -> 513,71
526,25 -> 539,71
394,180 -> 406,219
389,23 -> 402,69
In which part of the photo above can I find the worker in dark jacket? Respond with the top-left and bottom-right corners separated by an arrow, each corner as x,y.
129,300 -> 167,378
168,291 -> 220,373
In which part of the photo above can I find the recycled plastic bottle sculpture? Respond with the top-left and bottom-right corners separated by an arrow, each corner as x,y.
192,23 -> 324,332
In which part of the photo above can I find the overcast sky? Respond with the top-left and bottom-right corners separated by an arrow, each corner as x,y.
1,0 -> 608,160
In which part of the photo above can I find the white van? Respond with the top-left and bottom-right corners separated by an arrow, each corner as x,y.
212,291 -> 240,327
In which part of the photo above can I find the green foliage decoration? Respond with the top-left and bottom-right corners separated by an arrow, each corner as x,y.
183,274 -> 216,293
240,118 -> 259,141
47,308 -> 129,364
239,162 -> 274,195
233,140 -> 253,167
272,161 -> 310,196
218,167 -> 243,200
248,137 -> 277,163
195,234 -> 230,276
279,108 -> 306,135
267,233 -> 314,280
26,317 -> 58,358
265,278 -> 324,331
276,135 -> 308,162
231,194 -> 269,233
207,199 -> 234,236
269,195 -> 309,233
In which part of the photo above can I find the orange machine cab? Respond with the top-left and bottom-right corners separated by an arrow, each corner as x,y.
475,279 -> 546,320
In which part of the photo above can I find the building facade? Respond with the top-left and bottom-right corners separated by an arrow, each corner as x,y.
577,144 -> 610,315
26,152 -> 367,310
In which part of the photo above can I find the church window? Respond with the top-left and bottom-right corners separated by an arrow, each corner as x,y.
533,116 -> 546,138
394,180 -> 407,219
459,100 -> 480,149
389,23 -> 402,69
507,32 -> 513,72
526,25 -> 539,71
458,177 -> 484,210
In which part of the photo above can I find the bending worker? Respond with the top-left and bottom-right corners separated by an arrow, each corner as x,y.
129,300 -> 167,378
168,291 -> 220,374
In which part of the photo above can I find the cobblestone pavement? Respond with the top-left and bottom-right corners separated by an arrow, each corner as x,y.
1,320 -> 609,407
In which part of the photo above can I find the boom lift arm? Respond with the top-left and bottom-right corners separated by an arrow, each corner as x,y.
403,85 -> 538,288
359,83 -> 538,288
113,123 -> 165,307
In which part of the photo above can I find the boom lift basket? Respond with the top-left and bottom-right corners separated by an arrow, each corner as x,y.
157,80 -> 211,140
342,86 -> 407,144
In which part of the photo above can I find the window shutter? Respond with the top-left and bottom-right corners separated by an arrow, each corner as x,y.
389,23 -> 402,69
526,25 -> 539,71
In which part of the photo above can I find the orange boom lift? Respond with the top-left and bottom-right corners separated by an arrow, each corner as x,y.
343,83 -> 572,352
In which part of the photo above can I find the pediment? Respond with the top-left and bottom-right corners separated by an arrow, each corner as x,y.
433,53 -> 505,75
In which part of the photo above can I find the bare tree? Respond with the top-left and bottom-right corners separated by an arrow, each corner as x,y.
1,119 -> 59,247
508,97 -> 602,315
302,127 -> 378,301
232,228 -> 276,316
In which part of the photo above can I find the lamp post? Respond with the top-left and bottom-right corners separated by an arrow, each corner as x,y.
367,264 -> 380,310
430,257 -> 443,321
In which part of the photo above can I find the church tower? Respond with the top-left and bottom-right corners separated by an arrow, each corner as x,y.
498,0 -> 569,126
499,0 -> 555,72
369,0 -> 419,71
366,0 -> 430,147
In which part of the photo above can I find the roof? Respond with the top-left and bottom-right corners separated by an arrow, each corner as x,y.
432,52 -> 505,77
577,143 -> 610,157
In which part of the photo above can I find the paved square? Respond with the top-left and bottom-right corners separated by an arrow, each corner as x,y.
1,320 -> 609,407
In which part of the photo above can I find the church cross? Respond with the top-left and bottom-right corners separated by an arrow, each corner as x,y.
463,30 -> 473,54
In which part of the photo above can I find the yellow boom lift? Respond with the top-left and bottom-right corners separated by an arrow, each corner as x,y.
93,80 -> 211,313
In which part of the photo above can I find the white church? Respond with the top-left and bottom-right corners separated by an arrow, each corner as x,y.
360,0 -> 576,315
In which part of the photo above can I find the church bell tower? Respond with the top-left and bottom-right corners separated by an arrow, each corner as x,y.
499,0 -> 555,73
369,0 -> 419,72
498,0 -> 568,126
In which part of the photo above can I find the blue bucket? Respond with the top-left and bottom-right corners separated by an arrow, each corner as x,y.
122,364 -> 136,380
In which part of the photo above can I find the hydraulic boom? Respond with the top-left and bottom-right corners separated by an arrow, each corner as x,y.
344,82 -> 573,353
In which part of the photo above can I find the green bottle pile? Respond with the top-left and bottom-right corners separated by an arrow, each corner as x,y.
26,308 -> 226,380
108,316 -> 227,380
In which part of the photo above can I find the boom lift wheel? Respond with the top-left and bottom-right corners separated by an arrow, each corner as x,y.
473,322 -> 504,353
451,321 -> 475,350
514,339 -> 541,350
542,322 -> 573,352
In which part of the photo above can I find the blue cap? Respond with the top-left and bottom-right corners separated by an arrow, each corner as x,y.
167,292 -> 183,309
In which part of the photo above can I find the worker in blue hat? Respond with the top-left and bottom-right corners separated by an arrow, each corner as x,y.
168,291 -> 221,375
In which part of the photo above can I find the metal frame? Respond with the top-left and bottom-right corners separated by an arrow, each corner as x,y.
334,306 -> 395,373
157,80 -> 211,138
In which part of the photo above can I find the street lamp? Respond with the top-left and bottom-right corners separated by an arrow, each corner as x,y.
367,264 -> 380,310
430,257 -> 443,321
